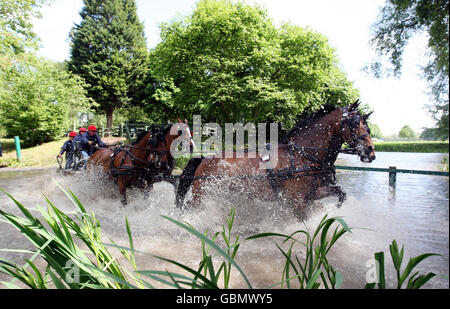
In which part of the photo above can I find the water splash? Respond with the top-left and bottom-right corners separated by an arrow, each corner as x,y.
0,159 -> 448,288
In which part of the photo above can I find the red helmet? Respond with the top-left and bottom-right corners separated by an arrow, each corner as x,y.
79,127 -> 87,133
69,131 -> 77,137
88,125 -> 97,131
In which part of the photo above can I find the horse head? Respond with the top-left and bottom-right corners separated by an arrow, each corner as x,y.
147,119 -> 194,173
340,100 -> 376,163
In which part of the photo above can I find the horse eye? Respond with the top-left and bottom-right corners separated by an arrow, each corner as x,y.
178,130 -> 182,136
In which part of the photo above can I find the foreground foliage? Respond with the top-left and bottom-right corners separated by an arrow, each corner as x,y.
0,185 -> 440,289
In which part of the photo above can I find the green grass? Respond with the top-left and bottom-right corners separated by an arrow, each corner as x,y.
0,136 -> 125,169
0,185 -> 441,289
0,138 -> 65,168
374,141 -> 449,153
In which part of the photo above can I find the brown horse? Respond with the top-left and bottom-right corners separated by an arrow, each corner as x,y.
175,101 -> 375,215
88,121 -> 193,205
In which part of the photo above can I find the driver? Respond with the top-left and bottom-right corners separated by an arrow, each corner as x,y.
74,127 -> 89,160
80,125 -> 107,156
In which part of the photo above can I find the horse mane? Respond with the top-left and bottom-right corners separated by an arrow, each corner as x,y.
162,124 -> 173,135
132,131 -> 150,145
281,104 -> 340,143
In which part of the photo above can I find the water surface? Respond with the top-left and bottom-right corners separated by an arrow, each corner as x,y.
0,152 -> 448,289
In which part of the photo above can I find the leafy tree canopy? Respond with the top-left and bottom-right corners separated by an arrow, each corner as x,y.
0,55 -> 93,146
367,122 -> 383,139
420,127 -> 442,140
0,0 -> 49,56
149,0 -> 359,127
369,0 -> 449,139
68,0 -> 149,131
398,124 -> 416,140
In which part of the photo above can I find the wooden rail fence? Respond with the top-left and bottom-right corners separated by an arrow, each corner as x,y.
335,165 -> 449,189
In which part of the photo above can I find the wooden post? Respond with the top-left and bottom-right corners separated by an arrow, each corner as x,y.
125,122 -> 131,143
389,166 -> 397,189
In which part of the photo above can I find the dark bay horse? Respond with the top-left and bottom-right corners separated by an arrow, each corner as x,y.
175,101 -> 376,215
88,121 -> 193,205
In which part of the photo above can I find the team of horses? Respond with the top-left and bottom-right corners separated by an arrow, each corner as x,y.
86,101 -> 376,214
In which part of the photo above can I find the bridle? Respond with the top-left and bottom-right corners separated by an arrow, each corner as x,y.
340,106 -> 370,153
109,130 -> 171,177
260,106 -> 372,192
287,106 -> 371,159
145,129 -> 172,170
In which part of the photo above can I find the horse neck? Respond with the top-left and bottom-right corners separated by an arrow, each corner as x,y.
131,133 -> 151,159
290,110 -> 343,162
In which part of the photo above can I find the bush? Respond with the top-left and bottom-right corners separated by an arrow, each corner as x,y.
374,141 -> 449,153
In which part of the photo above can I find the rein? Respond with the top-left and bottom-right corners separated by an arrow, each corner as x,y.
108,134 -> 170,177
286,106 -> 369,160
264,106 -> 369,192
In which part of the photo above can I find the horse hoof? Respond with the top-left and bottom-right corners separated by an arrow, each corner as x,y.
336,198 -> 345,208
143,191 -> 151,200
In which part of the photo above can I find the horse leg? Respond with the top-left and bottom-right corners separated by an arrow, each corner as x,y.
314,185 -> 346,208
143,183 -> 153,200
185,180 -> 203,209
118,176 -> 128,206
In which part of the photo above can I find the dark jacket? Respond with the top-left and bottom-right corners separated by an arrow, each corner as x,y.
80,133 -> 107,154
59,139 -> 75,157
74,133 -> 87,151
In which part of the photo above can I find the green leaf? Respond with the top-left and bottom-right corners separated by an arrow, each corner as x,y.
306,270 -> 322,289
398,253 -> 440,288
374,251 -> 385,289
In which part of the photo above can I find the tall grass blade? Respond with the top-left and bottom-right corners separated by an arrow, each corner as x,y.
161,215 -> 253,289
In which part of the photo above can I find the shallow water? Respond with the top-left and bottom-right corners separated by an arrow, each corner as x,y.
0,152 -> 448,289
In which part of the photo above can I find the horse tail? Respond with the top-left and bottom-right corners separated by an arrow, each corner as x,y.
175,157 -> 204,209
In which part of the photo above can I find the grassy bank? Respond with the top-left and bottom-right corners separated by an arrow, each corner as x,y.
0,137 -> 125,169
373,141 -> 449,153
0,138 -> 65,168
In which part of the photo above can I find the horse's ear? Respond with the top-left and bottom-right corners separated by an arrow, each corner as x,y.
350,100 -> 360,111
363,111 -> 373,120
177,117 -> 182,123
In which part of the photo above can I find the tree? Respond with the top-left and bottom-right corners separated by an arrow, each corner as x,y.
369,0 -> 449,139
367,122 -> 383,139
398,125 -> 416,140
420,127 -> 440,140
0,0 -> 47,56
68,0 -> 149,133
0,55 -> 92,146
149,0 -> 359,127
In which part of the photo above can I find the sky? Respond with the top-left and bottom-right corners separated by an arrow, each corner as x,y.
31,0 -> 436,136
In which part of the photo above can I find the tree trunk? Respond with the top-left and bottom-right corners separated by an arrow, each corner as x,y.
106,107 -> 114,137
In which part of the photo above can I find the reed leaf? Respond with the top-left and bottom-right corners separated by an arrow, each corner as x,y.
161,215 -> 253,289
